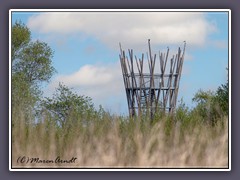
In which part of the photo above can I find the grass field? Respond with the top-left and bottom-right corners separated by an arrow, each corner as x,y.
11,110 -> 228,168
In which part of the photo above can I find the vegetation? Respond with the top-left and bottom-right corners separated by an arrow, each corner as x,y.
12,103 -> 228,168
40,83 -> 96,128
12,21 -> 56,122
11,21 -> 229,168
192,80 -> 229,126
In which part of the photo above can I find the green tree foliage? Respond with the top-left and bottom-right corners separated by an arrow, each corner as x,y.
11,21 -> 56,113
192,83 -> 229,126
41,83 -> 96,128
215,81 -> 229,115
14,41 -> 55,85
192,90 -> 217,124
12,21 -> 31,60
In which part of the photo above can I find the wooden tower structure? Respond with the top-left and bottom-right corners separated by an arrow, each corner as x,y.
119,39 -> 186,119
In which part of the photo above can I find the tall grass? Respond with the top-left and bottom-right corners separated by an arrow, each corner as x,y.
12,108 -> 228,168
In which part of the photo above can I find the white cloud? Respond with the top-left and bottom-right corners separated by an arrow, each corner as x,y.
27,12 -> 216,49
57,65 -> 114,87
46,62 -> 127,114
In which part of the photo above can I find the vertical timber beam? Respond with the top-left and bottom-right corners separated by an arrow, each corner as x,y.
173,41 -> 186,110
119,44 -> 131,117
148,39 -> 154,120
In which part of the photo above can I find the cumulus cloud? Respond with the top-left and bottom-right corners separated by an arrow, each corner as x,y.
57,65 -> 114,87
27,12 -> 216,49
46,62 -> 127,113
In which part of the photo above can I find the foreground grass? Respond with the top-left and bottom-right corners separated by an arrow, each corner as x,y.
12,111 -> 228,168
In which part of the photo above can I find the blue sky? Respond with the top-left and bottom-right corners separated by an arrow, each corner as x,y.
11,10 -> 229,115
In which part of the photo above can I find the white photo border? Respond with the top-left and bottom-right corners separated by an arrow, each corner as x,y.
9,9 -> 231,171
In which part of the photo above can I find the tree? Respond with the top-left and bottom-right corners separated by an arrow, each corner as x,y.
215,68 -> 229,115
41,83 -> 96,128
11,21 -> 56,113
12,21 -> 30,60
192,83 -> 228,126
13,40 -> 55,85
192,90 -> 219,125
192,90 -> 214,105
12,21 -> 55,85
215,81 -> 229,115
